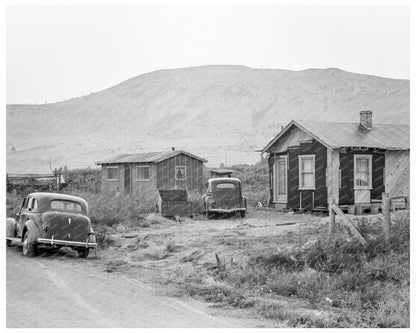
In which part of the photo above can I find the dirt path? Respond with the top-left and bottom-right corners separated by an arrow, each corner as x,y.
6,246 -> 247,328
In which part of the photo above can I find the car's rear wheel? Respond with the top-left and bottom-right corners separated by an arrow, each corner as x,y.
240,210 -> 246,218
22,231 -> 38,257
77,248 -> 90,258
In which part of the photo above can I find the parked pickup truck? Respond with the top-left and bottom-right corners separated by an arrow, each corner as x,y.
202,177 -> 247,219
6,192 -> 97,258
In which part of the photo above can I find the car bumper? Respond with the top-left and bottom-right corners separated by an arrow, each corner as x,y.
37,237 -> 97,248
209,208 -> 246,213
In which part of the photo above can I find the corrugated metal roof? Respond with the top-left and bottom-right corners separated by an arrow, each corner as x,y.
96,150 -> 207,165
263,120 -> 409,152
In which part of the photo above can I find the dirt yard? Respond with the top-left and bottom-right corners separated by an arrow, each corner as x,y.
93,209 -> 333,325
9,208 -> 406,327
6,209 -> 325,327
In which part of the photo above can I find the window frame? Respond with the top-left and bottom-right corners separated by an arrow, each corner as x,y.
175,166 -> 186,181
136,165 -> 150,182
106,166 -> 119,181
354,154 -> 372,190
298,154 -> 316,190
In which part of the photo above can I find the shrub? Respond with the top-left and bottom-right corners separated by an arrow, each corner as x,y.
65,188 -> 157,227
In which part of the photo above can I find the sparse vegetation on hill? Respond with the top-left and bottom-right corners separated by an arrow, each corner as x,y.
6,65 -> 410,172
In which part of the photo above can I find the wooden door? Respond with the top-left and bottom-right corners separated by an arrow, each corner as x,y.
274,156 -> 288,203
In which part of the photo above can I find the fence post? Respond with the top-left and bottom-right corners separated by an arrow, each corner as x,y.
382,192 -> 391,243
329,198 -> 335,237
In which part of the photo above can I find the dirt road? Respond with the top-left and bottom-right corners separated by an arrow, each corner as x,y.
6,246 -> 246,328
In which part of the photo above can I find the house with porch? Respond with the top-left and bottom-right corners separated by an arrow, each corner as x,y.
261,111 -> 409,214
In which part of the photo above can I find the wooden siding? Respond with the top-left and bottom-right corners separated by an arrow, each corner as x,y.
371,152 -> 385,200
385,150 -> 410,197
339,148 -> 386,205
285,140 -> 328,210
326,148 -> 340,205
270,126 -> 314,154
270,139 -> 327,210
268,155 -> 274,205
287,146 -> 300,209
339,151 -> 354,205
156,153 -> 204,191
131,164 -> 158,197
101,164 -> 123,193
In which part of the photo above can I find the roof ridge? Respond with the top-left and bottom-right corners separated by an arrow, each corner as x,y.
296,119 -> 409,126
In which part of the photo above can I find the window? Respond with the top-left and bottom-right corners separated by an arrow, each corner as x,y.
106,166 -> 118,181
277,158 -> 287,195
299,155 -> 315,190
26,197 -> 38,210
215,183 -> 237,189
175,166 -> 186,180
354,155 -> 372,189
51,200 -> 82,212
137,166 -> 150,181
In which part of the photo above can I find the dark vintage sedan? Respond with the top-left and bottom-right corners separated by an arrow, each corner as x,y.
6,192 -> 97,258
202,177 -> 247,219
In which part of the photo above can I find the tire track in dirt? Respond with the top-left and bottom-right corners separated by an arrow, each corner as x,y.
36,260 -> 117,327
7,247 -> 243,327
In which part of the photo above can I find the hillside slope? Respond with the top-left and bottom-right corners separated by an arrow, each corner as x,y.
6,65 -> 409,173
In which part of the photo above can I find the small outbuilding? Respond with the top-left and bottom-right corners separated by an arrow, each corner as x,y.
97,149 -> 207,195
261,111 -> 409,213
210,168 -> 234,178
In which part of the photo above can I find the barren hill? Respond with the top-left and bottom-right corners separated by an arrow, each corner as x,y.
6,65 -> 409,173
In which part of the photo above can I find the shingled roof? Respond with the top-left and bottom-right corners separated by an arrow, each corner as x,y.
262,120 -> 410,152
96,150 -> 207,165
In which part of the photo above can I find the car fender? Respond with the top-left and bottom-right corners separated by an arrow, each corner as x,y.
6,218 -> 17,238
23,220 -> 42,243
242,196 -> 247,208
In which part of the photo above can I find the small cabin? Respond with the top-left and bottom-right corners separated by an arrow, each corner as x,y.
97,149 -> 207,195
261,111 -> 409,214
210,168 -> 234,178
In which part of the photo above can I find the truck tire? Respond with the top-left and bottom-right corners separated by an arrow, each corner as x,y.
77,248 -> 90,258
22,231 -> 38,257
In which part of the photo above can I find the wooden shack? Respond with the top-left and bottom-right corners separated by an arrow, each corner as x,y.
261,111 -> 409,214
96,149 -> 207,195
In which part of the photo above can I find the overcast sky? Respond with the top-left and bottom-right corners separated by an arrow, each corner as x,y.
6,3 -> 409,104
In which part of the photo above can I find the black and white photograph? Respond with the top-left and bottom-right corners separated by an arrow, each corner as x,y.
2,0 -> 413,329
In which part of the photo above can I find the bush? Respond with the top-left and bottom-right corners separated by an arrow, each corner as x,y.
65,188 -> 158,227
62,167 -> 101,193
230,160 -> 269,207
213,211 -> 410,327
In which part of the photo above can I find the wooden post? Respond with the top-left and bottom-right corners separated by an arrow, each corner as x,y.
329,199 -> 335,237
332,205 -> 368,246
382,192 -> 391,243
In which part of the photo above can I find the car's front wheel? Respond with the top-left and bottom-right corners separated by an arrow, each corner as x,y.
77,248 -> 90,259
22,231 -> 38,257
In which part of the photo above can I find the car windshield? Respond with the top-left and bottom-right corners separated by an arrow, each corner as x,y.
50,200 -> 82,212
213,183 -> 237,190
